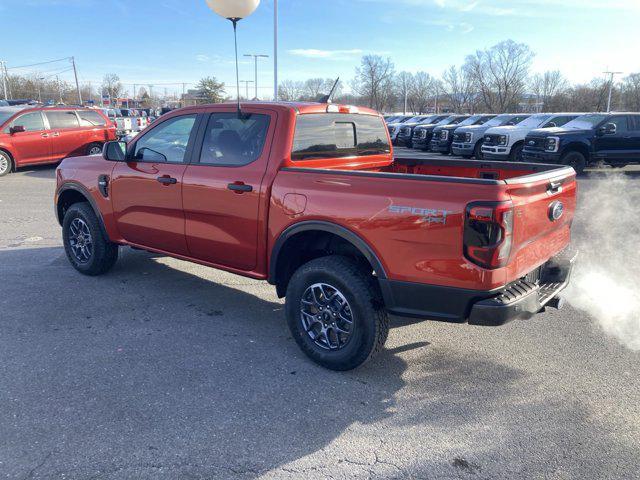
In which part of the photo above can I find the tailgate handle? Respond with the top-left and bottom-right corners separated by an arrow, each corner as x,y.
547,181 -> 562,194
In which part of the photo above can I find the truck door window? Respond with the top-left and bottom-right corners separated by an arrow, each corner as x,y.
5,111 -> 45,133
629,116 -> 640,131
606,116 -> 628,134
45,111 -> 80,129
198,113 -> 270,166
133,114 -> 197,163
292,113 -> 389,160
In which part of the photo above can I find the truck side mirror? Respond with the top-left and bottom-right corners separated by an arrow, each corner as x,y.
599,122 -> 617,135
103,141 -> 127,161
9,125 -> 25,135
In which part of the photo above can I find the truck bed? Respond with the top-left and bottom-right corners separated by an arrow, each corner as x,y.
272,156 -> 576,296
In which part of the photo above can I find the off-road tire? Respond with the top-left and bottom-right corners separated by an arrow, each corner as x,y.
0,150 -> 13,177
561,151 -> 586,175
285,255 -> 389,371
62,202 -> 118,276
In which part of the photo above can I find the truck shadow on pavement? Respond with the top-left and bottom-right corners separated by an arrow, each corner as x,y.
1,247 -> 637,479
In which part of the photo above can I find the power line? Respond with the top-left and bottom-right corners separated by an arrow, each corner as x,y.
6,56 -> 71,70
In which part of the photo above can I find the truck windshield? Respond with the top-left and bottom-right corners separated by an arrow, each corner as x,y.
435,116 -> 454,126
418,116 -> 437,124
562,114 -> 608,130
457,115 -> 484,127
515,114 -> 552,128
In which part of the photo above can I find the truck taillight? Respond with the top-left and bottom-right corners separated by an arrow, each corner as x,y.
463,201 -> 514,269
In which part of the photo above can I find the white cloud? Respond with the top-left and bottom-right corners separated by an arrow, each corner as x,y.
196,54 -> 210,62
288,49 -> 364,59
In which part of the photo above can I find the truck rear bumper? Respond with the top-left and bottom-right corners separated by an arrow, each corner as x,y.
381,248 -> 576,326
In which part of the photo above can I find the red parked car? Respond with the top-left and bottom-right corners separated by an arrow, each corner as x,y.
55,102 -> 577,370
0,106 -> 116,176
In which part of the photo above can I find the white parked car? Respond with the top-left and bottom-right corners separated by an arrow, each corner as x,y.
481,113 -> 580,161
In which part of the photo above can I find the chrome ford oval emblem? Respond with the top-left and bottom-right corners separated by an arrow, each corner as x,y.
548,201 -> 564,221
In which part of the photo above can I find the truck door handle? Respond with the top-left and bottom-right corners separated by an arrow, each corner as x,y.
157,176 -> 177,185
52,132 -> 60,137
227,182 -> 253,193
41,133 -> 49,138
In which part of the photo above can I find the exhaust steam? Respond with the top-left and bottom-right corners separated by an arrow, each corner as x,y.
564,172 -> 640,350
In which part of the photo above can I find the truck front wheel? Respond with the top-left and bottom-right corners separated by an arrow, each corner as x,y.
561,151 -> 586,175
62,202 -> 119,276
285,256 -> 389,371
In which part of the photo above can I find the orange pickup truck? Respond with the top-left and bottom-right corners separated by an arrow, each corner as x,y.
55,102 -> 577,370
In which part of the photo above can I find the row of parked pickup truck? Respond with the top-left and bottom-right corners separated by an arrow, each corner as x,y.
386,111 -> 640,173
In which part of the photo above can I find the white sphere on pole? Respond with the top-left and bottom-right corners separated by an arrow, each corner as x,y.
205,0 -> 260,20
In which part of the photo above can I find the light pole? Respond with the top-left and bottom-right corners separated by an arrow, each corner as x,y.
239,80 -> 254,99
603,70 -> 623,113
205,0 -> 261,115
274,0 -> 278,100
243,54 -> 269,100
37,77 -> 45,103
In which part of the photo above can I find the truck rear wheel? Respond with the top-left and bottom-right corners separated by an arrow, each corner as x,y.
62,202 -> 119,276
285,255 -> 389,371
561,151 -> 586,175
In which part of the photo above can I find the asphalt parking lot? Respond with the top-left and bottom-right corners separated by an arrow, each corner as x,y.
1,156 -> 639,480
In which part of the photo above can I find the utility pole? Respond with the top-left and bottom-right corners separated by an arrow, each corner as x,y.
71,56 -> 82,105
243,53 -> 269,100
274,0 -> 278,100
133,84 -> 137,105
603,71 -> 623,113
181,83 -> 186,106
0,61 -> 7,100
239,80 -> 254,99
56,75 -> 63,104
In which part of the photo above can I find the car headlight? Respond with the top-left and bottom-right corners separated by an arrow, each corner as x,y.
465,132 -> 473,143
440,130 -> 448,140
545,136 -> 560,152
498,135 -> 509,146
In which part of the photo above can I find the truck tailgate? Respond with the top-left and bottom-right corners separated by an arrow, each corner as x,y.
503,168 -> 577,283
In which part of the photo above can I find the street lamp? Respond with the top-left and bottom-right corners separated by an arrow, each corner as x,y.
205,0 -> 261,115
243,54 -> 268,100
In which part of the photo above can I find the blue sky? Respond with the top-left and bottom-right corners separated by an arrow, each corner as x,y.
1,0 -> 639,99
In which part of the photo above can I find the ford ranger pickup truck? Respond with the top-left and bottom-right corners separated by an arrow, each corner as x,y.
452,114 -> 530,159
55,102 -> 577,371
522,113 -> 640,174
482,113 -> 579,162
430,114 -> 494,155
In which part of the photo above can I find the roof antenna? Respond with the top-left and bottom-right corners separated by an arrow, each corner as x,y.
319,77 -> 340,104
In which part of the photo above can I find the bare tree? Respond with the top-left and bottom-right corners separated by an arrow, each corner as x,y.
621,73 -> 640,111
408,72 -> 436,114
464,40 -> 534,113
353,55 -> 395,112
278,80 -> 305,101
395,72 -> 414,114
530,70 -> 569,111
303,78 -> 326,101
101,73 -> 123,100
442,65 -> 476,113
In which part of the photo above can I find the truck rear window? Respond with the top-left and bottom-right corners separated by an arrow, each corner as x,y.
292,113 -> 390,161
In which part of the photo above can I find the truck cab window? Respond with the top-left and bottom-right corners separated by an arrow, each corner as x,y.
133,114 -> 196,163
292,113 -> 389,160
199,113 -> 270,166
